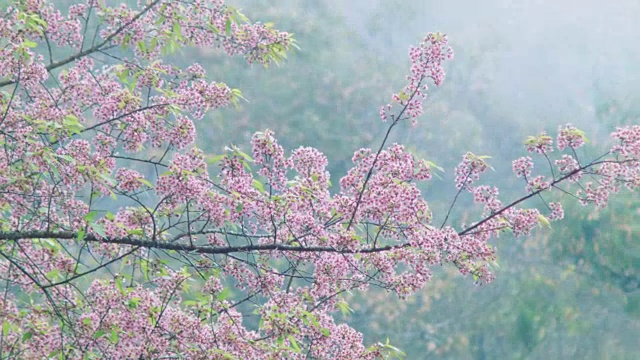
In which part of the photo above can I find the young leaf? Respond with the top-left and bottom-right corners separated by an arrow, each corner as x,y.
92,329 -> 106,340
21,331 -> 33,342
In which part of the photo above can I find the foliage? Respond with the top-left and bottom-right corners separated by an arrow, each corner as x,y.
193,0 -> 401,185
0,0 -> 638,358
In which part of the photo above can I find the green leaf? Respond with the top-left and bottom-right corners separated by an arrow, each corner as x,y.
84,211 -> 98,222
288,335 -> 301,353
336,300 -> 353,316
229,88 -> 247,109
98,173 -> 117,186
149,37 -> 158,51
155,12 -> 166,26
137,41 -> 146,54
424,160 -> 445,173
63,114 -> 84,135
122,34 -> 131,48
115,277 -> 124,294
21,331 -> 33,342
13,46 -> 30,62
22,40 -> 37,48
127,228 -> 144,236
92,329 -> 106,339
182,300 -> 200,307
46,350 -> 61,359
116,66 -> 129,83
230,147 -> 253,162
2,320 -> 10,337
306,312 -> 320,328
91,224 -> 107,239
252,179 -> 265,193
109,328 -> 119,344
137,178 -> 153,188
538,214 -> 552,228
216,287 -> 231,301
46,268 -> 60,280
380,338 -> 407,359
225,18 -> 232,35
41,239 -> 59,252
54,154 -> 76,163
207,154 -> 225,164
172,21 -> 182,38
127,297 -> 141,309
231,7 -> 249,23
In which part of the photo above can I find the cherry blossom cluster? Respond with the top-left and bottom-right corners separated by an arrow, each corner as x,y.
516,124 -> 639,210
525,131 -> 554,154
115,168 -> 146,191
611,125 -> 640,159
0,274 -> 279,359
548,202 -> 564,220
380,32 -> 453,124
454,152 -> 490,190
449,123 -> 639,273
512,156 -> 534,178
338,143 -> 433,226
557,124 -> 586,151
472,185 -> 503,214
526,175 -> 551,193
93,0 -> 293,64
251,130 -> 290,191
555,154 -> 581,180
156,149 -> 210,203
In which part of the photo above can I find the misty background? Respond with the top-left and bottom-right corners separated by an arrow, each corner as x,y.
198,0 -> 640,358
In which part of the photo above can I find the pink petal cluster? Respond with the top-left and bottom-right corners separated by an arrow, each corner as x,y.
525,131 -> 554,154
557,124 -> 586,150
512,156 -> 534,178
454,152 -> 490,190
380,33 -> 453,124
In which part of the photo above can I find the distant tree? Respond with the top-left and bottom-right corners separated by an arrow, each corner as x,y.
0,0 -> 638,358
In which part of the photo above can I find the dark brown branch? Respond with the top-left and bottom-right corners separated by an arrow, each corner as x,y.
0,230 -> 404,255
